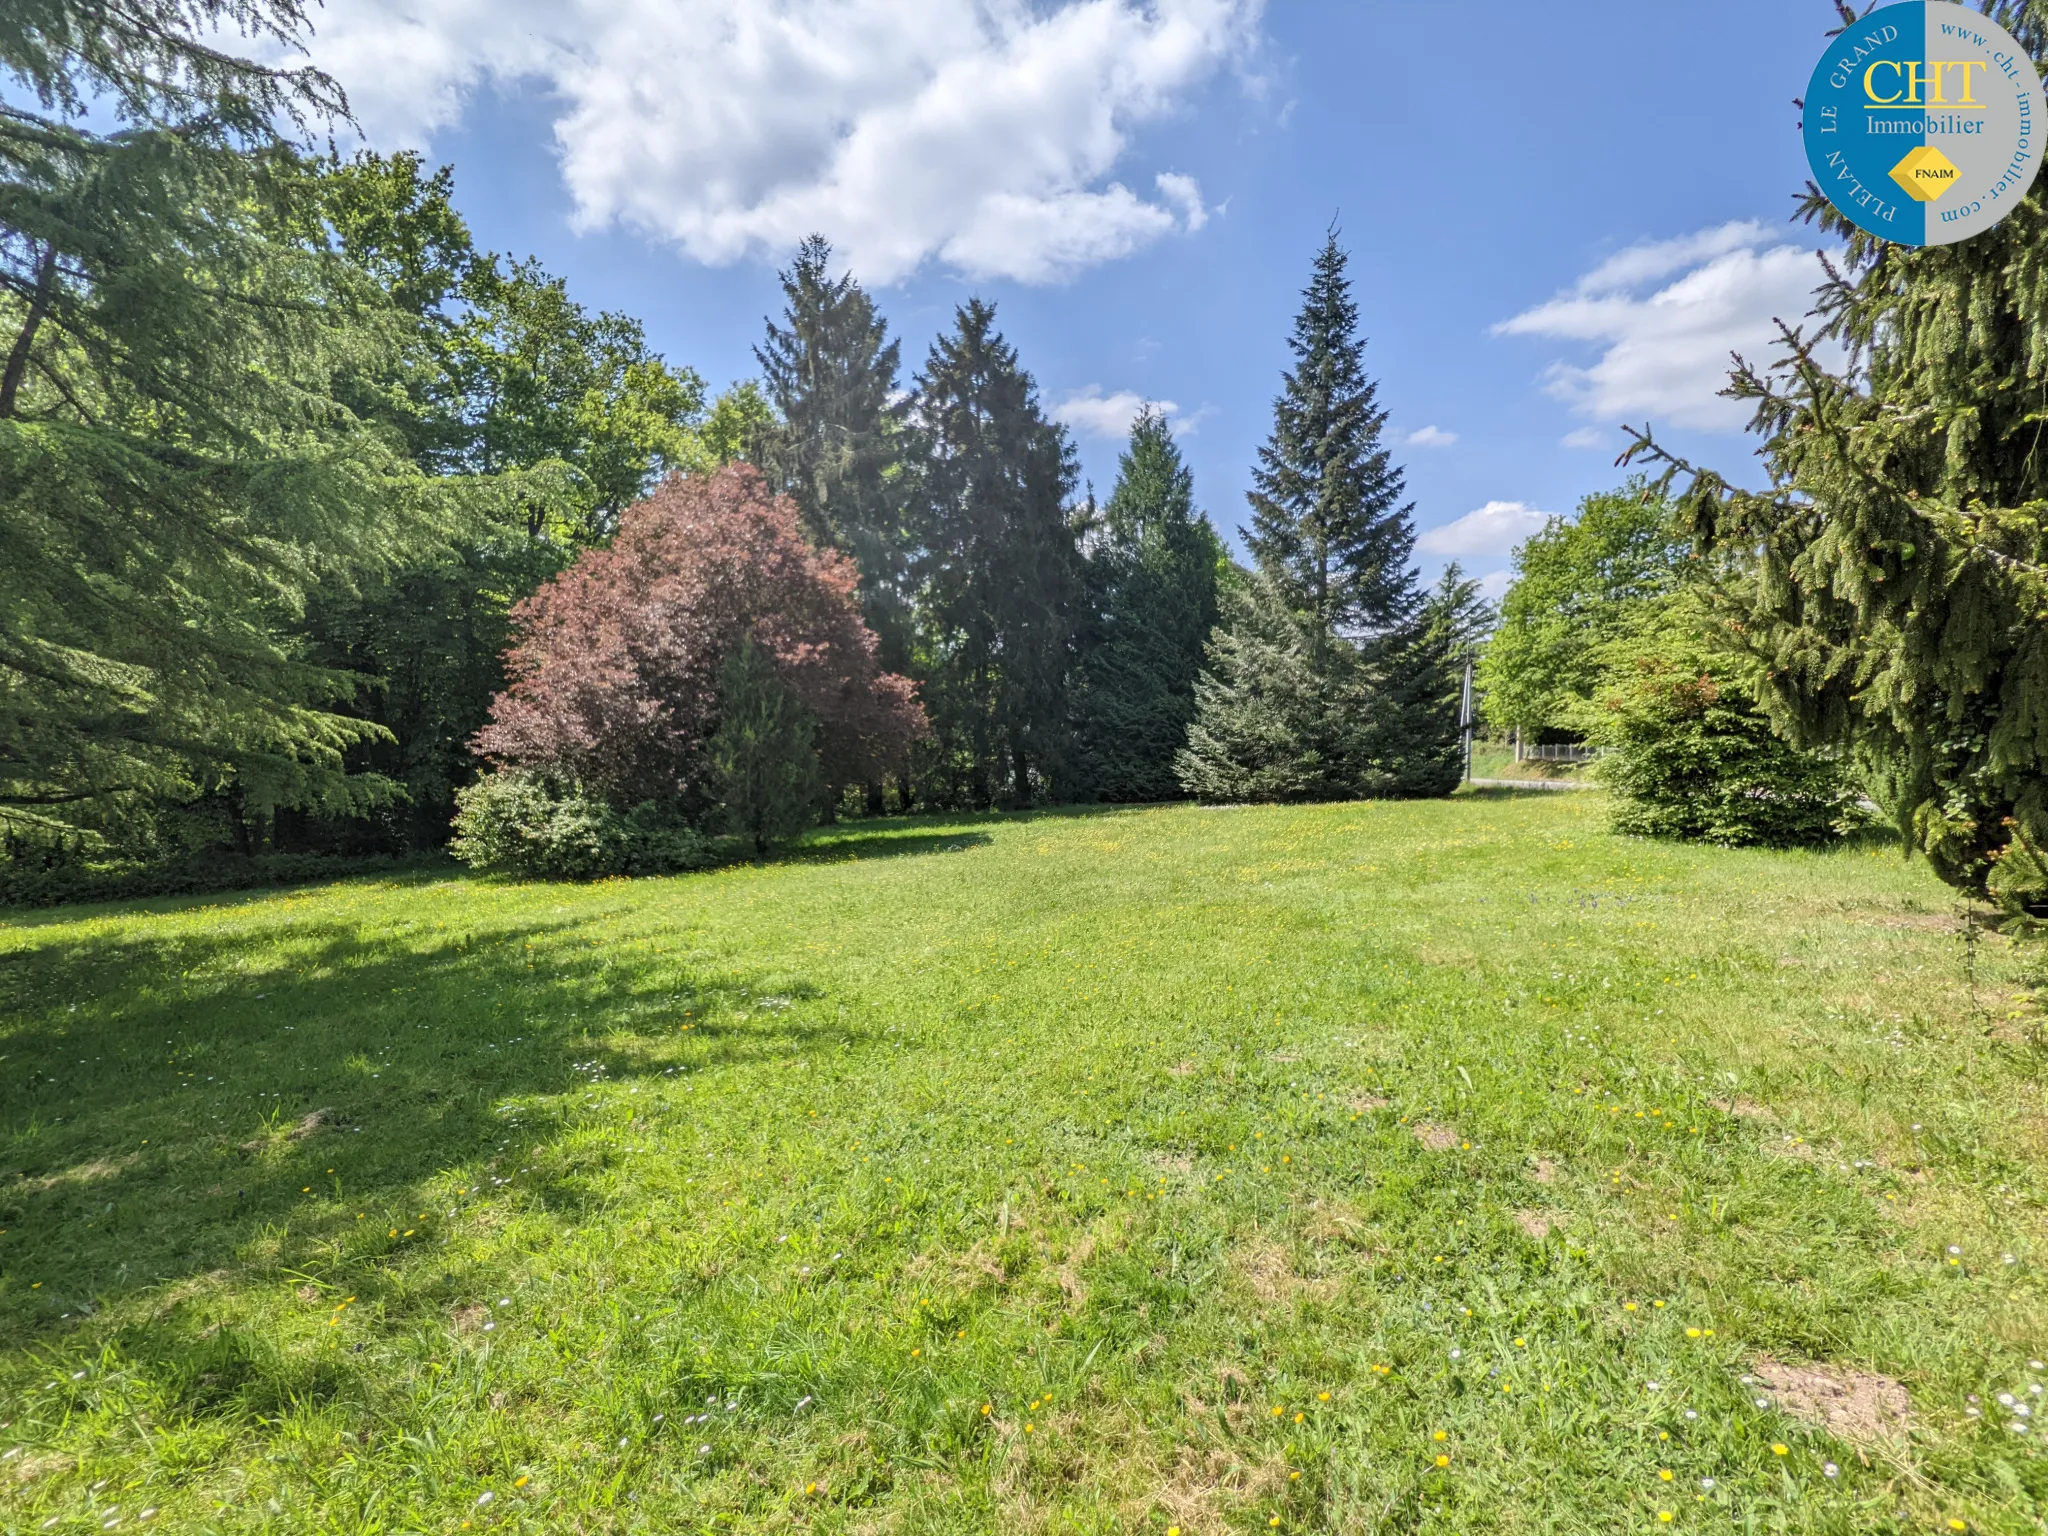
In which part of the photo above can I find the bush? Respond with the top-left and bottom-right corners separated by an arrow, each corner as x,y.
1581,610 -> 1863,848
450,773 -> 711,881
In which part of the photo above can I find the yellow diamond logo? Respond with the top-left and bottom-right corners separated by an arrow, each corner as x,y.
1890,145 -> 1961,202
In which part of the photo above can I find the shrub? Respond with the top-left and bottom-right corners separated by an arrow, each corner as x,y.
1580,609 -> 1863,848
449,773 -> 711,881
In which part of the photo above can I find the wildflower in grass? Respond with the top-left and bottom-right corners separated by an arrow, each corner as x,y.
1657,1513 -> 1673,1524
1699,1478 -> 1714,1490
1822,1462 -> 1838,1478
1659,1470 -> 1673,1482
1434,1454 -> 1450,1467
1318,1391 -> 1330,1401
1271,1405 -> 1284,1417
1770,1443 -> 1788,1456
514,1477 -> 529,1489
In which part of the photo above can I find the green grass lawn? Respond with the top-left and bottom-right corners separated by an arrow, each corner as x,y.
3,793 -> 2046,1535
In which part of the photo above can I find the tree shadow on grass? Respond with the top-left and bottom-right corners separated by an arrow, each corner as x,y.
783,825 -> 995,865
0,899 -> 848,1347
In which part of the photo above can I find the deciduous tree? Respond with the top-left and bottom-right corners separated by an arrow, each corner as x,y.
475,465 -> 923,814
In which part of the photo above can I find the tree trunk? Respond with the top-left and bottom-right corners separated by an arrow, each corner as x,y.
0,243 -> 58,420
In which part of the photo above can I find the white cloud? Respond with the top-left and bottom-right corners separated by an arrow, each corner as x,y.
302,0 -> 1262,285
1493,221 -> 1837,432
1052,386 -> 1205,439
1417,500 -> 1552,558
1404,424 -> 1458,449
1560,427 -> 1607,450
1475,569 -> 1515,602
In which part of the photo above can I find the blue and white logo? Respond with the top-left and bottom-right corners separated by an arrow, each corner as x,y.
1804,2 -> 2044,245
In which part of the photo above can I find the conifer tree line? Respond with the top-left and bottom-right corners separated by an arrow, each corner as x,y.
2,0 -> 1481,894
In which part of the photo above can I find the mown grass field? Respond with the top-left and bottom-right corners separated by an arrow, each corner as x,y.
2,792 -> 2046,1535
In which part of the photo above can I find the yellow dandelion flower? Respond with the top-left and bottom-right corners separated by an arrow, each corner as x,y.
1434,1454 -> 1450,1468
1659,1469 -> 1673,1481
1770,1443 -> 1788,1456
1317,1391 -> 1330,1401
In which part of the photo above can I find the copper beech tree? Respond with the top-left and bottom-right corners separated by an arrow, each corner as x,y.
474,465 -> 925,814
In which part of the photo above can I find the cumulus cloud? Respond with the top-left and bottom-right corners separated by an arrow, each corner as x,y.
1051,386 -> 1206,438
301,0 -> 1262,284
1417,500 -> 1552,558
1559,427 -> 1607,450
1404,424 -> 1458,449
1475,569 -> 1515,602
1493,221 -> 1837,432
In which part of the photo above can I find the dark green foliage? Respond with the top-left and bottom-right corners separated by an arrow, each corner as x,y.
1626,10 -> 2048,911
1070,408 -> 1223,802
1478,482 -> 1688,740
1363,566 -> 1491,799
1184,234 -> 1441,804
1582,608 -> 1863,849
910,299 -> 1084,808
449,771 -> 710,880
1,6 -> 445,846
1244,232 -> 1416,638
706,638 -> 823,855
1175,574 -> 1365,803
754,236 -> 912,668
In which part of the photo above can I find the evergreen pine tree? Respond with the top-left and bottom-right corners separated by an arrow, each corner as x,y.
753,236 -> 911,669
1182,233 -> 1433,802
1174,573 -> 1365,803
1244,232 -> 1418,640
1359,565 -> 1492,798
707,637 -> 823,855
910,300 -> 1083,808
1070,407 -> 1223,801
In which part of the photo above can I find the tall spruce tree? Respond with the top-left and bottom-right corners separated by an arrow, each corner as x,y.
1244,233 -> 1417,640
754,236 -> 911,668
910,300 -> 1083,808
1183,234 -> 1447,801
1070,407 -> 1223,801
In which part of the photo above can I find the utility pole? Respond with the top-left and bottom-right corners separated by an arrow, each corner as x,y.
1460,658 -> 1475,783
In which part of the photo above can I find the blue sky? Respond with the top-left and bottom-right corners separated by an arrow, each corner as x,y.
303,0 -> 1847,594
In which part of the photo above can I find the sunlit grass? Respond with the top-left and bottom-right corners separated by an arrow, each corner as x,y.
2,792 -> 2045,1533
